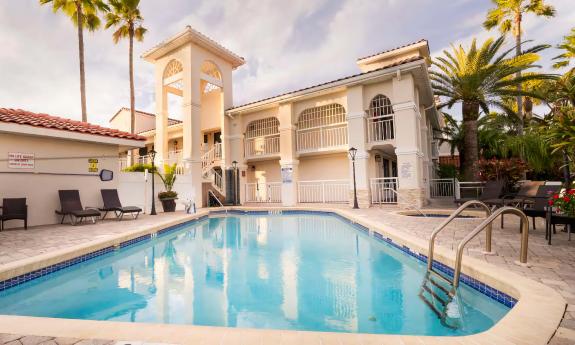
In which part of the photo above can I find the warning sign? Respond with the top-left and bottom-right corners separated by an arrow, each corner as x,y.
8,152 -> 35,169
88,158 -> 99,173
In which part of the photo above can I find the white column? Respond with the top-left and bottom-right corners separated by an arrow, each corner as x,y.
346,85 -> 370,207
278,103 -> 298,206
154,74 -> 169,163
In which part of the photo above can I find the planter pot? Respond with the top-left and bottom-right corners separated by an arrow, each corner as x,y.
159,198 -> 177,212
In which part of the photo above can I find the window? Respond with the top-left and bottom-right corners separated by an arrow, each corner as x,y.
368,94 -> 394,118
297,104 -> 346,130
246,117 -> 280,139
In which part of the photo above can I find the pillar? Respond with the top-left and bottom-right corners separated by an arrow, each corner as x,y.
278,103 -> 299,206
154,67 -> 169,163
182,52 -> 203,206
393,73 -> 426,208
346,85 -> 371,207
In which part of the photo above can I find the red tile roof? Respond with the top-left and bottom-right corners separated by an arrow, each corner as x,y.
0,108 -> 146,141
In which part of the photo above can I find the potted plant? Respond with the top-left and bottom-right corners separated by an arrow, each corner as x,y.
548,189 -> 575,217
157,164 -> 178,212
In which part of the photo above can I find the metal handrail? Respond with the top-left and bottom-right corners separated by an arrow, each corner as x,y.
207,190 -> 223,207
453,206 -> 529,288
427,200 -> 492,271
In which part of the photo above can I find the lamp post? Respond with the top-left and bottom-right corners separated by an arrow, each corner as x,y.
149,149 -> 157,215
348,147 -> 359,209
232,160 -> 238,205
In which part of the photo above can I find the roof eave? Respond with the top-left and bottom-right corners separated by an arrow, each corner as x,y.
141,27 -> 245,69
356,40 -> 429,65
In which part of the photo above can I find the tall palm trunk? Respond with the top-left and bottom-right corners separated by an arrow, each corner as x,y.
462,101 -> 480,181
76,2 -> 87,122
515,11 -> 524,135
129,23 -> 135,134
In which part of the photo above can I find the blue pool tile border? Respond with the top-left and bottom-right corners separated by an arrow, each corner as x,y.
0,210 -> 517,308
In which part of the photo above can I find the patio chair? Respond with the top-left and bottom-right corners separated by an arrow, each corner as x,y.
0,198 -> 27,230
483,181 -> 543,208
522,185 -> 562,231
454,180 -> 505,206
55,190 -> 101,225
99,189 -> 141,221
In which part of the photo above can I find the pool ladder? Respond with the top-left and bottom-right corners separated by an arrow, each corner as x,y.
419,202 -> 530,328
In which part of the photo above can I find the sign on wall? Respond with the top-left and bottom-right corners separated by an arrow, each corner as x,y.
8,152 -> 34,169
88,158 -> 99,173
281,167 -> 293,183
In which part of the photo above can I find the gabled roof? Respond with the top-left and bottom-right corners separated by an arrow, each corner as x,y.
110,107 -> 182,126
228,56 -> 425,112
356,39 -> 429,62
142,26 -> 245,69
0,108 -> 145,141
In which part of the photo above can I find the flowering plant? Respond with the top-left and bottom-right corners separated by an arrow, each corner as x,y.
548,189 -> 575,216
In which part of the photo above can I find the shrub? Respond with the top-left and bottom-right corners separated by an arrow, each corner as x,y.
478,158 -> 529,185
122,163 -> 157,173
438,164 -> 459,179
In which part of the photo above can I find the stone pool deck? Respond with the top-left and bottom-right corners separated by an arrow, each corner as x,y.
0,206 -> 573,344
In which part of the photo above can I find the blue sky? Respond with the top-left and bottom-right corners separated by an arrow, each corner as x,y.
0,0 -> 573,126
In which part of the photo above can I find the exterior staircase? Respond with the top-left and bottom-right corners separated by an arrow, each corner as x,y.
201,143 -> 225,205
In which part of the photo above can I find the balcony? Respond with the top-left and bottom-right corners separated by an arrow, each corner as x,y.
366,114 -> 395,144
244,134 -> 280,160
296,123 -> 348,154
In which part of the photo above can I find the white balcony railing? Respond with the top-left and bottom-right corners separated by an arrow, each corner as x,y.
245,182 -> 282,203
298,180 -> 349,203
367,114 -> 395,143
429,178 -> 455,198
296,123 -> 348,153
370,177 -> 398,204
244,135 -> 280,159
201,143 -> 222,173
119,157 -> 129,171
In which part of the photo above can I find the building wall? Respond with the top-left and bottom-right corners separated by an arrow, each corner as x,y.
298,153 -> 349,181
110,110 -> 156,134
246,160 -> 281,184
201,90 -> 222,132
0,133 -> 120,228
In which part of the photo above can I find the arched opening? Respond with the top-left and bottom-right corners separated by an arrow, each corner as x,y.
296,103 -> 348,152
367,94 -> 395,142
244,117 -> 280,158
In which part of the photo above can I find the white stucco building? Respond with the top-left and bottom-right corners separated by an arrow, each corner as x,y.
111,26 -> 442,208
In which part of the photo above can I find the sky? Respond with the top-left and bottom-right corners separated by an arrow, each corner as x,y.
0,0 -> 574,126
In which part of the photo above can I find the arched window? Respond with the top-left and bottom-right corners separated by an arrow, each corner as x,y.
201,60 -> 222,94
368,94 -> 394,117
246,117 -> 280,138
163,59 -> 183,80
297,104 -> 346,130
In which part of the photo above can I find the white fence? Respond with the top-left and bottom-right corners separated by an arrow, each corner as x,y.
296,124 -> 348,153
244,135 -> 280,159
370,177 -> 398,204
117,172 -> 196,213
454,180 -> 484,200
245,182 -> 282,203
201,143 -> 222,173
429,178 -> 455,198
367,115 -> 395,143
297,180 -> 349,203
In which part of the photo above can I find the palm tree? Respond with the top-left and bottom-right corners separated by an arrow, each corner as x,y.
40,0 -> 109,122
431,36 -> 553,181
483,0 -> 555,133
553,28 -> 575,71
105,0 -> 147,135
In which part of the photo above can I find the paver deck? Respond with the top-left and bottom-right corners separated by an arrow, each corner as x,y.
0,206 -> 573,344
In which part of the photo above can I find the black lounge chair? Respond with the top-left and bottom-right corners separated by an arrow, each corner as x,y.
100,189 -> 141,221
55,190 -> 101,225
0,198 -> 27,230
522,185 -> 563,230
483,181 -> 543,208
454,180 -> 505,206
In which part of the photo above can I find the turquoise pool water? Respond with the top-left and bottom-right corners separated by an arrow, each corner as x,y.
0,213 -> 509,335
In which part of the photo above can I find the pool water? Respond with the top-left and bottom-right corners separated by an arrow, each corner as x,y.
0,213 -> 509,335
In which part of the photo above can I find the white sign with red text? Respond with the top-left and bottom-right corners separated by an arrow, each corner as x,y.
8,152 -> 35,169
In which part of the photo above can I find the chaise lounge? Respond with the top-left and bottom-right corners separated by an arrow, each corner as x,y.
55,190 -> 101,225
99,189 -> 142,221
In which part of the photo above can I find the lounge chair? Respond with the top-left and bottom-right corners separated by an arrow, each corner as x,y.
0,198 -> 27,230
454,180 -> 505,206
55,190 -> 101,225
483,181 -> 543,208
522,185 -> 562,231
99,189 -> 141,221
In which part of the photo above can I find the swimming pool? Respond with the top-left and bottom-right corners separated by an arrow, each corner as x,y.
0,212 -> 509,336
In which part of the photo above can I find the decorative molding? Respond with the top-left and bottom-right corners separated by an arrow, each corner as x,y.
346,111 -> 365,120
225,134 -> 244,140
392,101 -> 417,113
182,102 -> 201,109
395,148 -> 423,157
279,159 -> 299,166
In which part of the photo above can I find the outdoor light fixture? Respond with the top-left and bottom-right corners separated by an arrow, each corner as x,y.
149,149 -> 157,215
232,160 -> 238,205
348,147 -> 359,209
99,169 -> 113,182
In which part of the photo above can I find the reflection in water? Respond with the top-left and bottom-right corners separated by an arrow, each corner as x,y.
0,214 -> 509,336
